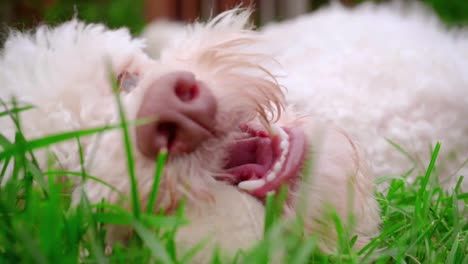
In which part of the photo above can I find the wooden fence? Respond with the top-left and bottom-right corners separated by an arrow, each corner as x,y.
144,0 -> 358,24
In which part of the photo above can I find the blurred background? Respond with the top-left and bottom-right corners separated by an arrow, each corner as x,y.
1,0 -> 468,38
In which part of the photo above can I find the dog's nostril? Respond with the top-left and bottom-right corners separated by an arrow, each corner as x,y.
136,71 -> 217,157
156,122 -> 178,150
175,82 -> 199,102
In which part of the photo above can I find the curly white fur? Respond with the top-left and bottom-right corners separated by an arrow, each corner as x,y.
259,2 -> 468,187
1,1 -> 465,262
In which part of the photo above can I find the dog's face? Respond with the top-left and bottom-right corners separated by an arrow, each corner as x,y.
0,11 -> 308,214
124,10 -> 309,211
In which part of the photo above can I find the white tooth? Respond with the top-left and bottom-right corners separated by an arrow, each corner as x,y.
256,126 -> 290,185
271,124 -> 281,135
280,140 -> 289,150
266,172 -> 276,181
279,127 -> 288,138
238,179 -> 266,191
279,156 -> 286,165
273,162 -> 282,172
279,132 -> 285,140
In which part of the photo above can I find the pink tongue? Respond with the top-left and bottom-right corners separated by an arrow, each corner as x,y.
224,136 -> 274,183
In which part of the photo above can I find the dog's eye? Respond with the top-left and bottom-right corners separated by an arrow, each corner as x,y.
117,71 -> 139,92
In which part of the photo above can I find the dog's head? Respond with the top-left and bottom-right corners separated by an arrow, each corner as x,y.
0,9 -> 307,212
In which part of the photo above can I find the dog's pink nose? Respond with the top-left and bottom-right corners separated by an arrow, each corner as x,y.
136,71 -> 217,157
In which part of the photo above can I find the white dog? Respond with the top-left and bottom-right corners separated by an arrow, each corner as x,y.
0,1 -> 466,262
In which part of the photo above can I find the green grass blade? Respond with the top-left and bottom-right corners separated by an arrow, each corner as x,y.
0,123 -> 120,160
180,238 -> 210,263
131,219 -> 173,264
16,227 -> 48,264
25,159 -> 49,194
263,185 -> 287,235
110,71 -> 141,220
264,192 -> 276,235
419,142 -> 441,198
44,171 -> 127,199
289,237 -> 318,264
0,134 -> 12,149
416,142 -> 441,223
146,149 -> 167,214
78,194 -> 107,263
385,138 -> 417,166
0,105 -> 34,118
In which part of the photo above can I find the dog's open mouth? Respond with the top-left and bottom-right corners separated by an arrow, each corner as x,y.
221,124 -> 307,199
